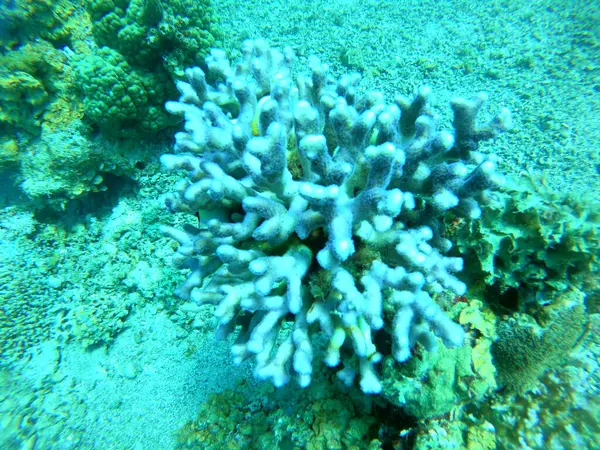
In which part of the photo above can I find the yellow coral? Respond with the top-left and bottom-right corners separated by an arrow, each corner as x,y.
42,98 -> 85,133
466,421 -> 496,450
0,139 -> 19,166
0,70 -> 48,130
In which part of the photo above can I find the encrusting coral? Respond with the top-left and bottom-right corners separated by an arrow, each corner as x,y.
177,380 -> 381,450
159,39 -> 511,394
0,1 -> 87,165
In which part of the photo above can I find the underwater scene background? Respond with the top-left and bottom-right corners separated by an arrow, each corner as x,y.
0,0 -> 598,448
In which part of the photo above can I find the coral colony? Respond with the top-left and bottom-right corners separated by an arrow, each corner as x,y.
160,39 -> 511,394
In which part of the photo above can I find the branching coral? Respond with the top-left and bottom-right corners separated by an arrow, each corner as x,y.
160,40 -> 511,394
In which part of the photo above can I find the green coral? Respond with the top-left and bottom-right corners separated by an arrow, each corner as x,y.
380,296 -> 497,420
449,174 -> 600,309
86,0 -> 220,76
410,306 -> 598,448
0,39 -> 75,141
0,138 -> 19,166
412,418 -> 468,450
0,2 -> 87,167
0,0 -> 85,51
0,68 -> 48,133
74,46 -> 176,134
74,0 -> 220,136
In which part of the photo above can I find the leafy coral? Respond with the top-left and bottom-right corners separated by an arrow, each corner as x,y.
449,174 -> 600,309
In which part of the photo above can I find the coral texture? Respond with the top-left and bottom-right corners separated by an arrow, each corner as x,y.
0,0 -> 83,51
0,0 -> 87,140
478,313 -> 600,449
450,173 -> 600,308
77,0 -> 220,136
161,40 -> 511,394
86,0 -> 219,75
491,288 -> 587,393
381,297 -> 498,418
19,122 -> 149,211
74,46 -> 173,134
177,381 -> 380,450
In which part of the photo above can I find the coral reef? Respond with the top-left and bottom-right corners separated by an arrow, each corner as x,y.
19,122 -> 150,211
394,297 -> 596,449
0,0 -> 220,209
0,43 -> 51,135
449,173 -> 600,309
160,39 -> 511,394
1,1 -> 598,448
86,0 -> 219,77
0,1 -> 87,145
0,0 -> 84,50
177,380 -> 381,450
476,313 -> 600,449
77,0 -> 221,136
381,296 -> 497,419
0,34 -> 83,169
409,416 -> 497,450
73,46 -> 176,135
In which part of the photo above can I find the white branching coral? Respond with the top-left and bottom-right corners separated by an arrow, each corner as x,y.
160,39 -> 511,394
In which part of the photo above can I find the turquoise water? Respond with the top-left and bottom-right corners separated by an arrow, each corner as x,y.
0,1 -> 598,449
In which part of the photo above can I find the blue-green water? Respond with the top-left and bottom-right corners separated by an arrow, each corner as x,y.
0,1 -> 598,449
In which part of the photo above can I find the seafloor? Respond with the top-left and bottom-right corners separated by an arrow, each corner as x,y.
0,0 -> 598,449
